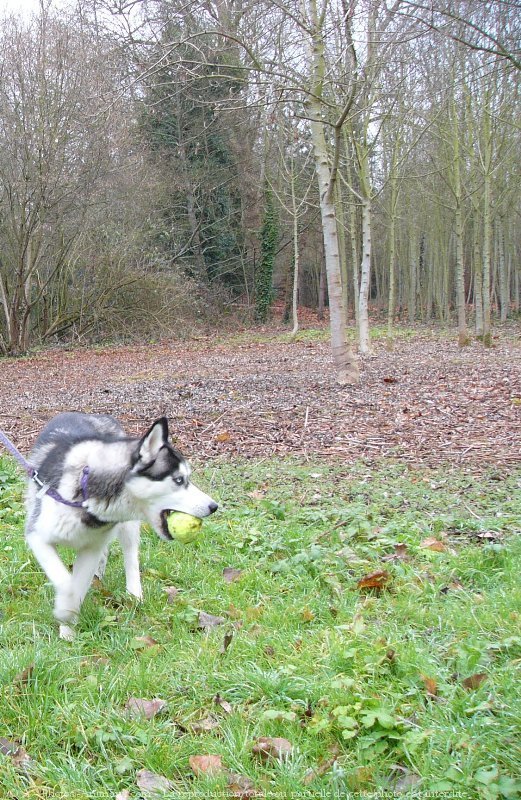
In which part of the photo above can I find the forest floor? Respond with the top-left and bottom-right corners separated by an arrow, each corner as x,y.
1,320 -> 520,469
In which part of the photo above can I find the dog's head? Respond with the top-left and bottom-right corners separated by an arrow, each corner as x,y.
129,418 -> 218,541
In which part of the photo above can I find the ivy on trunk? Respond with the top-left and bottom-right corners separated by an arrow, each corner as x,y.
255,190 -> 279,322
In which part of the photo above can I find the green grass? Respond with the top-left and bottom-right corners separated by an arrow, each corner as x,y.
1,456 -> 520,799
216,323 -> 425,348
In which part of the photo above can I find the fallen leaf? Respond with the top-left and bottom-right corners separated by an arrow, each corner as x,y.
251,737 -> 292,761
462,672 -> 488,690
223,567 -> 243,583
136,769 -> 172,795
215,431 -> 231,442
163,586 -> 179,603
190,715 -> 221,734
303,755 -> 338,785
440,578 -> 464,594
227,603 -> 242,619
220,631 -> 234,654
420,674 -> 438,697
130,635 -> 159,650
420,537 -> 447,552
0,738 -> 32,769
391,767 -> 421,792
198,611 -> 226,629
12,664 -> 34,685
189,754 -> 224,777
347,765 -> 374,789
0,738 -> 20,756
227,771 -> 258,798
382,543 -> 409,561
214,693 -> 233,715
245,605 -> 263,621
79,653 -> 109,669
125,697 -> 166,719
356,570 -> 391,590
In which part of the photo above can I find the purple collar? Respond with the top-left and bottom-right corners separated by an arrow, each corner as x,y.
31,465 -> 90,509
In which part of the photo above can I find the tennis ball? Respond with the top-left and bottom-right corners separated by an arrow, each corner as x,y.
166,512 -> 202,543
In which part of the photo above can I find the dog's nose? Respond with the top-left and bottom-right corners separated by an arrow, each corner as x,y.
208,502 -> 218,514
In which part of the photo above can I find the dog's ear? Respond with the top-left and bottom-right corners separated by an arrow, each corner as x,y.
138,418 -> 169,463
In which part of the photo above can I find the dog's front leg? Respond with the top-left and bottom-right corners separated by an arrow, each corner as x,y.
26,536 -> 75,625
115,522 -> 143,600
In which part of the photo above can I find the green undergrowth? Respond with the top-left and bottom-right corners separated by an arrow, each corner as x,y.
0,456 -> 520,798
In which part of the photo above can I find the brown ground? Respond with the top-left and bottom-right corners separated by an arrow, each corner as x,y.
1,324 -> 520,469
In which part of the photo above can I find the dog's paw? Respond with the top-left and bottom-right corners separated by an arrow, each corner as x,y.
54,588 -> 79,624
127,585 -> 143,602
59,624 -> 76,641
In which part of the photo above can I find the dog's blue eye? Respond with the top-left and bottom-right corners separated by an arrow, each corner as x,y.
174,477 -> 184,486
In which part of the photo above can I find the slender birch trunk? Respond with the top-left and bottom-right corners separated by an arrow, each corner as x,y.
451,98 -> 469,346
318,263 -> 326,321
344,145 -> 360,326
334,179 -> 349,320
479,95 -> 493,346
482,170 -> 492,346
358,137 -> 372,354
387,167 -> 398,336
358,193 -> 372,354
306,0 -> 358,384
497,220 -> 508,322
408,232 -> 417,324
290,170 -> 300,337
473,221 -> 484,336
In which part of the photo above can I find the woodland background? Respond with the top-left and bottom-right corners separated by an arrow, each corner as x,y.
0,0 -> 519,364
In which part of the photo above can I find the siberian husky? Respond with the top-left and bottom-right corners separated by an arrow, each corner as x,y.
25,412 -> 218,639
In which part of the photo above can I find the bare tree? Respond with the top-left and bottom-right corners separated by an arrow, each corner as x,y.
0,11 -> 117,353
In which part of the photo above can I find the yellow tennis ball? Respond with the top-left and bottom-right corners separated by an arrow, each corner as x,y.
166,512 -> 202,543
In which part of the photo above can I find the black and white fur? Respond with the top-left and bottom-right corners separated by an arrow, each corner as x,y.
25,412 -> 218,639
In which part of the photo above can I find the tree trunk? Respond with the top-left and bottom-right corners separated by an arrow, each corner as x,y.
175,94 -> 207,282
408,232 -> 417,324
306,0 -> 358,384
482,170 -> 492,346
309,112 -> 358,382
387,170 -> 398,336
498,220 -> 508,322
317,261 -> 326,321
358,195 -> 372,354
290,173 -> 300,337
344,131 -> 359,326
454,201 -> 469,345
451,104 -> 469,346
334,179 -> 349,321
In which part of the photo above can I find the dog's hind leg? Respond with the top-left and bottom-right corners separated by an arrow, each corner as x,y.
57,546 -> 108,640
116,522 -> 142,600
72,547 -> 108,608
